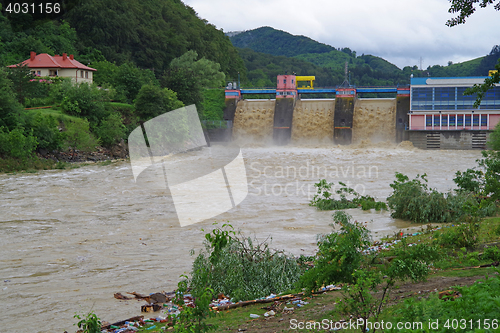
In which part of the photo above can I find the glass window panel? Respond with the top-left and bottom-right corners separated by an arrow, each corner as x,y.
434,115 -> 440,126
481,115 -> 487,126
457,115 -> 464,126
473,115 -> 479,126
441,115 -> 448,126
425,115 -> 432,126
465,115 -> 471,126
449,115 -> 456,126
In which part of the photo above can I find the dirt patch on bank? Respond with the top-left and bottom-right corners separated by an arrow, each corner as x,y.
221,273 -> 492,333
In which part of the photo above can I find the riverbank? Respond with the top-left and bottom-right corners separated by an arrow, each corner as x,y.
104,217 -> 500,333
0,140 -> 128,173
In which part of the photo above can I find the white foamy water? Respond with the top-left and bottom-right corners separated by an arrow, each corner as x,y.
0,145 -> 482,332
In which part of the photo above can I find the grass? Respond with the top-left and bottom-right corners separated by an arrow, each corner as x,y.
0,156 -> 122,174
0,156 -> 58,173
27,106 -> 81,123
108,102 -> 134,110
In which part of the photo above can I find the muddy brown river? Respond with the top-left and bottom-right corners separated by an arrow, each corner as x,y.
0,144 -> 483,332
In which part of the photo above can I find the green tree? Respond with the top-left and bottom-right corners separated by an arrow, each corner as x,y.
0,68 -> 24,130
446,0 -> 500,27
0,127 -> 38,158
91,60 -> 118,87
63,119 -> 100,152
162,50 -> 225,115
60,82 -> 110,126
29,113 -> 65,151
95,112 -> 126,147
297,211 -> 371,292
7,64 -> 37,105
134,84 -> 184,122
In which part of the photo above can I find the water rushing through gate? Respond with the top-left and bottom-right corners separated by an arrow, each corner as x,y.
353,99 -> 397,143
292,99 -> 335,143
232,100 -> 275,144
0,145 -> 482,333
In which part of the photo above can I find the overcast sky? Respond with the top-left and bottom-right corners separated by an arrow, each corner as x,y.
183,0 -> 500,70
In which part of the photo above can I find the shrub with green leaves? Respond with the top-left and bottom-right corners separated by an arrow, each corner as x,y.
298,211 -> 371,292
60,82 -> 110,125
171,275 -> 217,333
387,172 -> 494,223
386,238 -> 439,282
310,179 -> 387,211
434,222 -> 480,251
482,246 -> 500,261
190,224 -> 301,302
63,119 -> 100,152
334,217 -> 438,333
29,113 -> 65,151
95,113 -> 126,147
0,127 -> 38,159
74,310 -> 101,333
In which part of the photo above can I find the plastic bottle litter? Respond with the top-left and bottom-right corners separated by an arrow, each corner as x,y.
250,314 -> 260,318
264,310 -> 275,317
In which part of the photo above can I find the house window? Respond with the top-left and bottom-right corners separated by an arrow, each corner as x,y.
31,71 -> 36,75
49,70 -> 57,77
284,79 -> 287,84
37,70 -> 41,76
85,71 -> 88,79
80,71 -> 84,78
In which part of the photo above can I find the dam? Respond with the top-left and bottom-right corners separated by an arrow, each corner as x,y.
217,74 -> 500,149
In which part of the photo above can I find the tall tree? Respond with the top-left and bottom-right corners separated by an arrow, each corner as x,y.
135,84 -> 184,122
161,50 -> 225,116
446,0 -> 500,26
0,68 -> 24,130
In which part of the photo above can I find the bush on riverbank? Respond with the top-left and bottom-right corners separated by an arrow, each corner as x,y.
310,180 -> 387,211
190,224 -> 302,302
297,211 -> 371,292
387,172 -> 497,223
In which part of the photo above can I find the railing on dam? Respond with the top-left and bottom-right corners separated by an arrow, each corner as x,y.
235,85 -> 407,95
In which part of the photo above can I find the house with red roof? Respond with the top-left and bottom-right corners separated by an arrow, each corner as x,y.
8,52 -> 96,84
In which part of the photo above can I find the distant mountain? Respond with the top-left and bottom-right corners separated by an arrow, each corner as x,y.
230,27 -> 410,87
229,26 -> 335,57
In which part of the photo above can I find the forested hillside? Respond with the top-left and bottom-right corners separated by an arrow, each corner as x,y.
230,26 -> 335,57
0,0 -> 246,78
238,48 -> 336,87
0,0 -> 242,171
